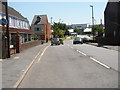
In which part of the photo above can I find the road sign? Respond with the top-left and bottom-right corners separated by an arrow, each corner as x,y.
0,18 -> 7,26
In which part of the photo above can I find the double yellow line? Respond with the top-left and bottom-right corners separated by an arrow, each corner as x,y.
13,45 -> 49,89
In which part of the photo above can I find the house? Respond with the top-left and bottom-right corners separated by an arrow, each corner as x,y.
104,0 -> 120,45
0,2 -> 33,44
31,15 -> 51,42
0,2 -> 34,58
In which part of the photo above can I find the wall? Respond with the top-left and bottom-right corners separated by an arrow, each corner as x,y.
104,2 -> 120,45
20,40 -> 41,51
105,2 -> 119,38
47,23 -> 51,40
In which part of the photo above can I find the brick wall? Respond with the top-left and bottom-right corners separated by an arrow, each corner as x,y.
96,37 -> 120,45
20,40 -> 41,51
47,23 -> 51,40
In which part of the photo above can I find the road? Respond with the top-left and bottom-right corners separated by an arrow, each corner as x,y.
18,40 -> 118,88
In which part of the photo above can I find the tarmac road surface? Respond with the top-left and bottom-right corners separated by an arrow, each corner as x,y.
18,40 -> 118,88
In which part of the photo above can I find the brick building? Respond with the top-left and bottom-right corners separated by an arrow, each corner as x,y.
0,2 -> 33,43
104,0 -> 120,45
31,15 -> 51,42
0,2 -> 34,58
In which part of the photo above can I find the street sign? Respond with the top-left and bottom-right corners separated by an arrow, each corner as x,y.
0,18 -> 7,26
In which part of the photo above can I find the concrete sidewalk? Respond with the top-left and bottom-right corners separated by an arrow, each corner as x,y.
88,43 -> 120,52
2,43 -> 49,88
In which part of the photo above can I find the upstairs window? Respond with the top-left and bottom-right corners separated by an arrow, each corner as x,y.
34,16 -> 41,25
37,28 -> 39,31
34,27 -> 40,31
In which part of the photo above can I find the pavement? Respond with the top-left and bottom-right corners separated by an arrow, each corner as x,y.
87,43 -> 120,52
2,43 -> 49,88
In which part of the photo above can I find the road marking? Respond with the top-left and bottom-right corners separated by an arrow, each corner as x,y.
14,57 -> 19,59
0,59 -> 2,62
90,57 -> 110,69
36,45 -> 49,63
76,50 -> 79,52
78,51 -> 87,56
71,47 -> 73,49
13,45 -> 49,88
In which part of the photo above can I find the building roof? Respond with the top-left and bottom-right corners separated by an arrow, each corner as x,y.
31,15 -> 48,25
108,0 -> 120,2
2,27 -> 33,34
0,2 -> 28,21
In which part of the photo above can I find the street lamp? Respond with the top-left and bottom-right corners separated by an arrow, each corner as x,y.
59,18 -> 61,23
51,17 -> 53,25
90,5 -> 95,42
94,19 -> 96,25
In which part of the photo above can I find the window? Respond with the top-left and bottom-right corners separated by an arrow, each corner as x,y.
37,28 -> 39,31
34,27 -> 39,31
34,16 -> 41,25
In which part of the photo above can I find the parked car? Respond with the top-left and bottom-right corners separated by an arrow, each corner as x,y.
51,38 -> 60,46
59,38 -> 64,45
73,37 -> 83,44
82,36 -> 93,43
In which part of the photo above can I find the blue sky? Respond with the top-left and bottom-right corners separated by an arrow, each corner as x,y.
8,1 -> 108,25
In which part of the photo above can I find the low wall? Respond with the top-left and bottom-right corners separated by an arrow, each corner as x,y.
96,37 -> 120,45
20,40 -> 41,51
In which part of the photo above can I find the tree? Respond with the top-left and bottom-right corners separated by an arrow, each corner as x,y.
94,24 -> 105,37
74,27 -> 79,33
52,22 -> 69,38
34,34 -> 38,40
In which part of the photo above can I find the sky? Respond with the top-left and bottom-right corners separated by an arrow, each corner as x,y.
8,1 -> 108,25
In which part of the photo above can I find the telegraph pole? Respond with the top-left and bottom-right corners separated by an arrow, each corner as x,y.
2,0 -> 10,58
51,17 -> 53,25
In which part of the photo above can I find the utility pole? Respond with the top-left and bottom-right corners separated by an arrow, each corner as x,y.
2,1 -> 10,58
51,17 -> 53,25
90,5 -> 95,42
51,17 -> 53,30
59,18 -> 61,23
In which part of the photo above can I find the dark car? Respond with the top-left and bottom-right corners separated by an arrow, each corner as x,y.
51,38 -> 60,46
82,37 -> 93,43
82,37 -> 90,43
73,37 -> 83,44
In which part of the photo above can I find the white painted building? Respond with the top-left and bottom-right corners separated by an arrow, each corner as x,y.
0,2 -> 33,45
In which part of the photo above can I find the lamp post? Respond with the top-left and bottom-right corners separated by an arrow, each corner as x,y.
90,5 -> 95,42
59,18 -> 61,23
2,0 -> 10,58
51,17 -> 53,25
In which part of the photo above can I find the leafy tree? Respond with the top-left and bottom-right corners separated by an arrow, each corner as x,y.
93,24 -> 105,36
34,34 -> 38,40
74,27 -> 79,33
52,22 -> 69,38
